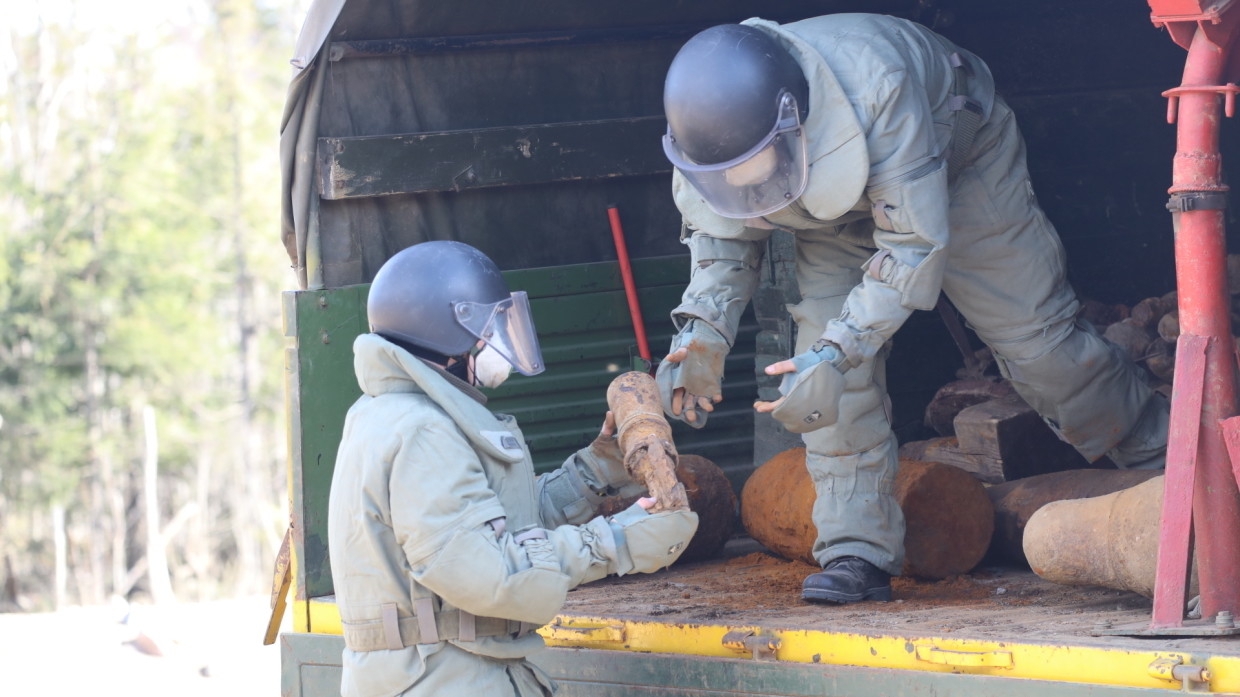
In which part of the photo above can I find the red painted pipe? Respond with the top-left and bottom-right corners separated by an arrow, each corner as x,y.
607,205 -> 653,367
1151,7 -> 1240,627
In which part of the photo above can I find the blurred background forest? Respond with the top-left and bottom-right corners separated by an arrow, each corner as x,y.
1,0 -> 310,612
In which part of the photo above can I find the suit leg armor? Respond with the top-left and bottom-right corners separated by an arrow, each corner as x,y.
791,235 -> 905,575
941,97 -> 1166,465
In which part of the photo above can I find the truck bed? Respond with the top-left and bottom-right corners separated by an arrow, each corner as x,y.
522,536 -> 1240,695
284,536 -> 1240,697
561,537 -> 1212,650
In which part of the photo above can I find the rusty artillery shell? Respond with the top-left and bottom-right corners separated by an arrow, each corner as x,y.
606,371 -> 689,512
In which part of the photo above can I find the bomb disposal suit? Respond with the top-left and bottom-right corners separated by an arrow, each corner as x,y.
657,14 -> 1167,579
329,242 -> 698,697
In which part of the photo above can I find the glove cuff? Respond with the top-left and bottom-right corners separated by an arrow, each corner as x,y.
790,339 -> 848,373
772,360 -> 846,434
606,503 -> 649,576
670,312 -> 734,348
575,443 -> 631,491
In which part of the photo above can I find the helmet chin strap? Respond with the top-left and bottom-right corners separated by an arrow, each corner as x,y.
443,355 -> 470,382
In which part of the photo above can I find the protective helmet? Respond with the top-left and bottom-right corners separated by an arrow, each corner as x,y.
662,24 -> 811,219
367,241 -> 544,376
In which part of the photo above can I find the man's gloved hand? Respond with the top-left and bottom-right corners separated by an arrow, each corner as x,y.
606,498 -> 699,575
754,339 -> 849,434
542,412 -> 644,527
655,320 -> 729,428
576,411 -> 629,488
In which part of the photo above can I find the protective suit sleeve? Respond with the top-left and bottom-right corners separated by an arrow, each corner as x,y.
393,421 -> 618,626
667,169 -> 770,344
669,228 -> 766,344
536,428 -> 646,528
824,69 -> 951,365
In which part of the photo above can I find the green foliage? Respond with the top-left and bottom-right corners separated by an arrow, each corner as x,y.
0,0 -> 304,607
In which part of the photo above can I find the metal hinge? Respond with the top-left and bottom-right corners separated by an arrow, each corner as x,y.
1148,654 -> 1212,692
722,629 -> 781,661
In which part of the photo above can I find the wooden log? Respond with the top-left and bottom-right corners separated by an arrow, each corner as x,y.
1102,317 -> 1154,363
1157,311 -> 1180,342
895,460 -> 995,580
922,377 -> 1017,437
1129,296 -> 1170,330
898,436 -> 999,479
1078,298 -> 1129,328
597,454 -> 736,562
605,371 -> 688,512
955,396 -> 1091,477
1144,338 -> 1176,383
740,448 -> 994,580
903,396 -> 1092,484
985,468 -> 1163,566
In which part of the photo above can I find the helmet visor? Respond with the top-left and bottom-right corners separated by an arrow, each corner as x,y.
454,291 -> 545,376
663,92 -> 808,219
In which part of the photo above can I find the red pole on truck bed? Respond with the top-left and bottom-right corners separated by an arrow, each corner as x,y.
1148,0 -> 1240,630
607,205 -> 653,369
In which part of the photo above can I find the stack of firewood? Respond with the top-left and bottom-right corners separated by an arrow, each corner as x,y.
1081,252 -> 1240,396
1080,291 -> 1178,395
899,267 -> 1203,486
887,270 -> 1228,570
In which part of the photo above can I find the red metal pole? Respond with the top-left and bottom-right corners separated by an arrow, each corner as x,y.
1151,6 -> 1240,627
607,205 -> 653,366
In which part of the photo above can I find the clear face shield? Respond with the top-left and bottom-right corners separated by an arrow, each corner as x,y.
663,91 -> 809,219
453,291 -> 545,376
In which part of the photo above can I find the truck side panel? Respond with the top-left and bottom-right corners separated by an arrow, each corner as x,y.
281,632 -> 1178,697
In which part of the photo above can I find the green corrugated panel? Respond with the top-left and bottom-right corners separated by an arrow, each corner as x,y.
285,255 -> 755,600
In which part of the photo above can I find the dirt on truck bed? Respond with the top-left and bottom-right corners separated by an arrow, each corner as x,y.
559,537 -> 1236,654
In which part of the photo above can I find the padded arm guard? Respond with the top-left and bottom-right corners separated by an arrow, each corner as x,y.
669,230 -> 765,345
537,435 -> 645,528
866,161 -> 950,311
415,514 -> 623,627
825,162 -> 950,365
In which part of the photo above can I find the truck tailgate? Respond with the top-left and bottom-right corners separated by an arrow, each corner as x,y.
285,539 -> 1240,696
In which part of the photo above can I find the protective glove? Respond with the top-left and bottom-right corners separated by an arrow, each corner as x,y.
606,501 -> 699,575
655,319 -> 729,428
1187,594 -> 1202,620
575,411 -> 631,490
539,412 -> 645,527
754,339 -> 849,434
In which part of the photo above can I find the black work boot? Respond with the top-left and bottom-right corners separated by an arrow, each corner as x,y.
802,556 -> 893,604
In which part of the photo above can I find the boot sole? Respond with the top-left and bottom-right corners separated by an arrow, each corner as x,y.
802,585 -> 893,604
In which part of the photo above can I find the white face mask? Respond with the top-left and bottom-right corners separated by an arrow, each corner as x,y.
472,344 -> 514,389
